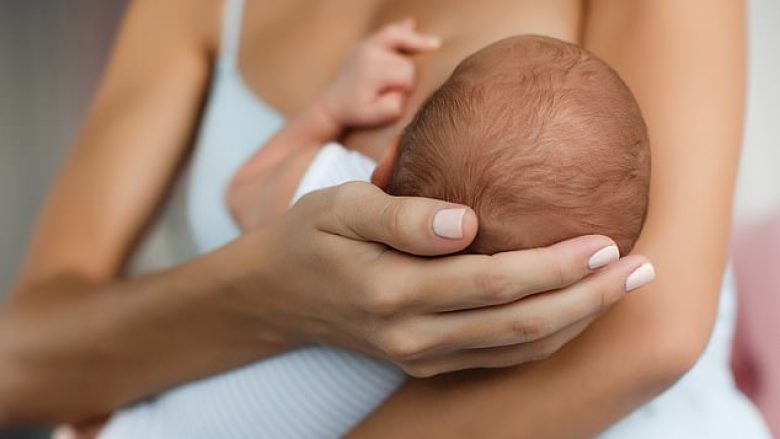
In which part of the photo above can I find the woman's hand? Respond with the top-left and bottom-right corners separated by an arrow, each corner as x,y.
233,182 -> 653,376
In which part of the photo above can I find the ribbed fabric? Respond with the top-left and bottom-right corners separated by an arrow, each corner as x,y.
98,0 -> 771,437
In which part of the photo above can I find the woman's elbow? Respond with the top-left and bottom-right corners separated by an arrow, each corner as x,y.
652,331 -> 707,384
640,314 -> 715,389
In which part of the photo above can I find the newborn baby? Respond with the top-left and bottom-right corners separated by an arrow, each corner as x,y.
232,32 -> 650,256
381,34 -> 649,255
100,29 -> 649,439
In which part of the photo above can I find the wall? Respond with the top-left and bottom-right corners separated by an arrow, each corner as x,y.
735,0 -> 780,222
0,0 -> 128,292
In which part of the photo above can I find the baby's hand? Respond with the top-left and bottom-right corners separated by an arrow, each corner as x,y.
319,19 -> 440,128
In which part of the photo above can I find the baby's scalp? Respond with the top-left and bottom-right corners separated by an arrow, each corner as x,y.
388,35 -> 650,254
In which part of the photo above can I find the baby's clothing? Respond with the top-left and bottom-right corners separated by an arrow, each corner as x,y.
289,143 -> 376,204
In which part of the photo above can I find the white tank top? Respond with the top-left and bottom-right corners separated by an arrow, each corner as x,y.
99,0 -> 770,437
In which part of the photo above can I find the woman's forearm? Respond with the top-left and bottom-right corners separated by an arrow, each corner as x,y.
349,237 -> 728,439
0,233 -> 289,423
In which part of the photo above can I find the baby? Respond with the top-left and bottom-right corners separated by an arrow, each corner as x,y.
99,23 -> 649,439
385,34 -> 649,254
230,28 -> 649,256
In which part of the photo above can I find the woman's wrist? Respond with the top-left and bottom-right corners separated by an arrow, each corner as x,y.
193,230 -> 305,353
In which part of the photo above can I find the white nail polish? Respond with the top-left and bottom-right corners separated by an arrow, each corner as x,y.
432,208 -> 466,239
625,262 -> 656,292
587,245 -> 620,270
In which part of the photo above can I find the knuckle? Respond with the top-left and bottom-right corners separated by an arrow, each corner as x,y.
379,200 -> 407,242
385,98 -> 403,116
549,255 -> 576,287
593,282 -> 621,313
333,182 -> 368,207
331,182 -> 370,224
400,62 -> 415,83
529,247 -> 579,288
355,53 -> 375,75
527,348 -> 551,363
475,269 -> 513,304
550,258 -> 568,287
295,189 -> 332,229
362,283 -> 406,316
378,327 -> 428,362
595,287 -> 610,313
531,337 -> 565,362
510,315 -> 551,343
401,362 -> 439,378
365,46 -> 385,62
380,25 -> 401,40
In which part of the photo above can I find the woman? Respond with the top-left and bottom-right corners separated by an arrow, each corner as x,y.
0,0 -> 766,437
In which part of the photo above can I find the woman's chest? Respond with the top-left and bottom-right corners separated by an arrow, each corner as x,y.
238,0 -> 583,118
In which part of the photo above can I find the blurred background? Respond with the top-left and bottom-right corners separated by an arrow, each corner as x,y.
0,0 -> 778,438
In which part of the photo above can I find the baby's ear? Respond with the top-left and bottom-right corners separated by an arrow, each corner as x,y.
371,137 -> 401,190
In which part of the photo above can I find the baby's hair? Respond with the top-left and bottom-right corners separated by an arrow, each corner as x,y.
388,35 -> 650,254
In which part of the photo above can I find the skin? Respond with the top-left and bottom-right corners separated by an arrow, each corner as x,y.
6,0 -> 744,437
0,0 -> 649,429
228,20 -> 439,230
230,0 -> 745,437
349,0 -> 746,437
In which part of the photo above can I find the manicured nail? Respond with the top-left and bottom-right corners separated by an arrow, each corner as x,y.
625,262 -> 656,292
433,208 -> 466,239
427,35 -> 442,48
587,245 -> 620,270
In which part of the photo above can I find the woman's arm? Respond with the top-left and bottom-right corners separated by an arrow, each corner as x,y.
0,0 -> 640,423
0,0 -> 250,421
349,1 -> 745,437
0,0 -> 650,427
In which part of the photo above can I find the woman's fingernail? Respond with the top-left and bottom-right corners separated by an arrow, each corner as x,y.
427,35 -> 442,48
587,245 -> 620,270
433,208 -> 466,239
625,262 -> 656,292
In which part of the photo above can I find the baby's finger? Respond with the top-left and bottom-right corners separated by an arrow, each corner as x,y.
398,17 -> 415,30
374,54 -> 415,90
374,23 -> 441,53
370,92 -> 405,122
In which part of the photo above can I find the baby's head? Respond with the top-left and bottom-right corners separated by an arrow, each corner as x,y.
380,35 -> 650,255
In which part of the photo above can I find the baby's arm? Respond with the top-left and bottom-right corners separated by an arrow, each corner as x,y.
227,20 -> 439,231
